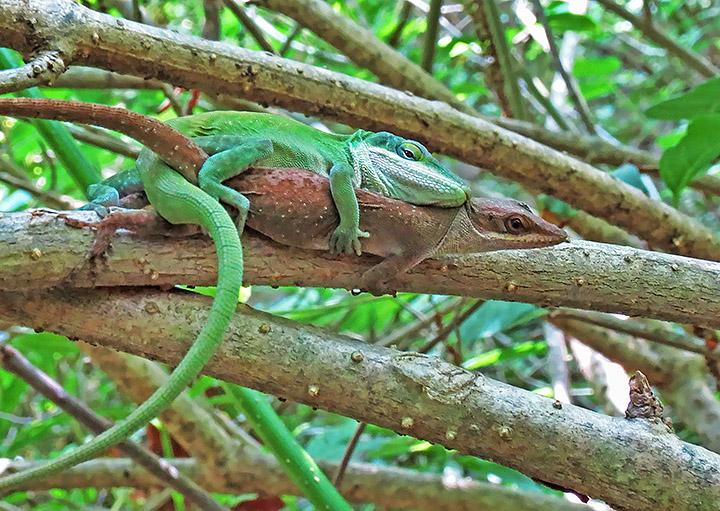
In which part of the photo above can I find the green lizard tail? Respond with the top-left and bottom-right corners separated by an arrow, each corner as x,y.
0,169 -> 243,494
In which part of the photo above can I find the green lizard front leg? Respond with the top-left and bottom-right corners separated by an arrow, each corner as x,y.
328,163 -> 369,256
195,136 -> 370,255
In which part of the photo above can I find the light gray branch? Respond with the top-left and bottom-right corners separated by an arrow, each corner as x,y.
0,286 -> 718,511
1,209 -> 720,328
0,51 -> 66,94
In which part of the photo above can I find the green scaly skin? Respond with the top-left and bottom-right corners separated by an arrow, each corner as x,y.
86,111 -> 471,255
0,106 -> 469,493
0,150 -> 244,496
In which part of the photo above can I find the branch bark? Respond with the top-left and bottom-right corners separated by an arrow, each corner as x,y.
2,0 -> 719,260
2,209 -> 720,328
73,343 -> 587,511
1,287 -> 718,510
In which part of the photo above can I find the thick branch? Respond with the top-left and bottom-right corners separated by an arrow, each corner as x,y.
77,343 -> 585,511
2,209 -> 720,328
2,0 -> 719,260
0,287 -> 718,510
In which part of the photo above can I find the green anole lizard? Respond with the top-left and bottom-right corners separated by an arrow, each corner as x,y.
0,97 -> 471,491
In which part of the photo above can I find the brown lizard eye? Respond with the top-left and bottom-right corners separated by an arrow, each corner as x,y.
505,215 -> 527,234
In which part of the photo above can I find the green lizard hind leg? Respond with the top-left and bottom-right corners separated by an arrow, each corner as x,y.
79,164 -> 144,216
329,163 -> 369,256
197,138 -> 274,232
0,164 -> 243,495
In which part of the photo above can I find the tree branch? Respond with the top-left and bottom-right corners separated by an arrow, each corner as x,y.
0,287 -> 718,510
2,208 -> 720,328
2,0 -> 718,260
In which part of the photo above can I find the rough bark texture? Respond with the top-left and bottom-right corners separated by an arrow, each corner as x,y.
2,209 -> 720,328
59,344 -> 589,511
0,288 -> 719,511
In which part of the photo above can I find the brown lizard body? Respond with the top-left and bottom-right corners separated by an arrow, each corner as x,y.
231,167 -> 568,288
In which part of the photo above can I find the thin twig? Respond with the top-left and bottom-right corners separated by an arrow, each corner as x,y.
481,0 -> 529,120
224,0 -> 279,55
387,1 -> 413,48
551,308 -> 720,361
377,297 -> 465,348
419,300 -> 485,354
332,422 -> 366,488
530,0 -> 597,134
0,341 -> 229,511
421,0 -> 443,72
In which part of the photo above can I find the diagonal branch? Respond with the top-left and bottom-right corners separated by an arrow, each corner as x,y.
0,342 -> 229,511
0,286 -> 718,511
594,0 -> 719,78
2,0 -> 719,260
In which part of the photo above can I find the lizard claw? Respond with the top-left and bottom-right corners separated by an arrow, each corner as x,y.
329,226 -> 369,256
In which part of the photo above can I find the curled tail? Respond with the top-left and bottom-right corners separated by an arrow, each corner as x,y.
0,169 -> 242,493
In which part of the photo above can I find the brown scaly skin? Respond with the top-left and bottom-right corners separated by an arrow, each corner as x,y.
230,167 -> 568,291
84,167 -> 567,291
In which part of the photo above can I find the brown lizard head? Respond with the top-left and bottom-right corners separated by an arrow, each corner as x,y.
435,197 -> 568,255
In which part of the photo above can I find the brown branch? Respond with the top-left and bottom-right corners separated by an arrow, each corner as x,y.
1,287 -> 718,510
551,308 -> 719,361
84,344 -> 584,510
2,208 -> 720,328
251,0 -> 474,114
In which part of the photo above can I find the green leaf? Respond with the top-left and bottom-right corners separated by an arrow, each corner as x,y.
456,456 -> 556,493
578,78 -> 617,100
573,57 -> 621,77
13,332 -> 81,356
462,341 -> 547,370
459,301 -> 544,341
547,12 -> 597,33
658,115 -> 720,196
646,77 -> 720,120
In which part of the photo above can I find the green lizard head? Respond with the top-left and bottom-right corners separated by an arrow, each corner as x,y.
350,130 -> 470,207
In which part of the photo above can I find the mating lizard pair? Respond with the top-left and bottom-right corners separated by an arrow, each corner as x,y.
0,98 -> 566,491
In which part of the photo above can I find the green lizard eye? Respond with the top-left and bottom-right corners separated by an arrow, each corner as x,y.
397,142 -> 423,161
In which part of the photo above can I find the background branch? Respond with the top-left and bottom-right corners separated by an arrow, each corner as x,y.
2,0 -> 718,260
0,287 -> 717,510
